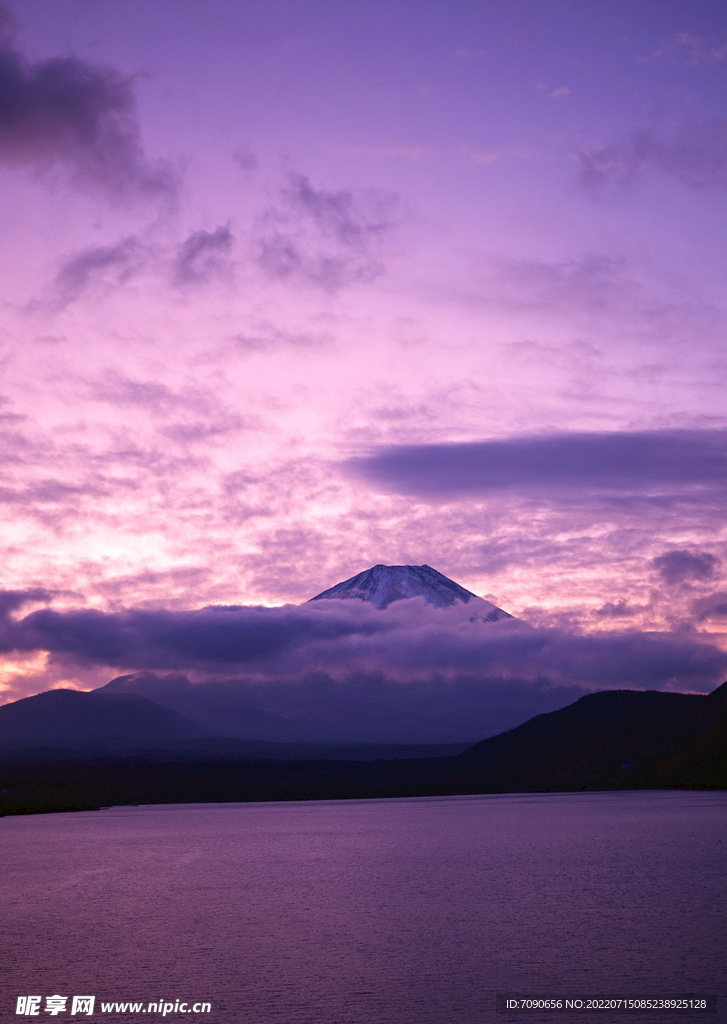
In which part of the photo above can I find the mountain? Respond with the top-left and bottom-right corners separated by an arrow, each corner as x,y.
453,684 -> 727,791
3,685 -> 726,816
650,681 -> 727,788
0,689 -> 208,751
90,565 -> 517,746
309,563 -> 511,619
97,672 -> 291,741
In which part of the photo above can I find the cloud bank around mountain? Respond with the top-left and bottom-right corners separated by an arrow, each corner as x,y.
1,589 -> 724,680
1,588 -> 723,740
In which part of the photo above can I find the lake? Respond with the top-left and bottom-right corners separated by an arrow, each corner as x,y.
1,792 -> 724,1023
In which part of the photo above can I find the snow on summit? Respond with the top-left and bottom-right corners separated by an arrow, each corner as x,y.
309,564 -> 511,620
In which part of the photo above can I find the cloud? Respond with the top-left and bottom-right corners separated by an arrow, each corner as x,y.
579,121 -> 727,192
46,236 -> 147,307
0,12 -> 177,200
230,320 -> 322,352
650,32 -> 727,66
2,583 -> 725,738
344,430 -> 727,499
173,225 -> 234,287
89,371 -> 251,443
41,225 -> 232,307
91,372 -> 183,413
460,252 -> 722,350
653,549 -> 721,586
91,567 -> 213,610
488,253 -> 628,313
335,143 -> 502,166
232,146 -> 258,173
254,172 -> 399,290
1,591 -> 724,695
0,587 -> 54,618
692,592 -> 727,622
595,601 -> 639,619
281,173 -> 394,245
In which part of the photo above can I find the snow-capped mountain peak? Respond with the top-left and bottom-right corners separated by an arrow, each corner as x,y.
308,563 -> 511,619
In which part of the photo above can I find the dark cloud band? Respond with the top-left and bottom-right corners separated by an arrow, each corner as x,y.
345,430 -> 727,497
0,593 -> 724,695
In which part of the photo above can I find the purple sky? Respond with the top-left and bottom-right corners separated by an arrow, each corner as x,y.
1,0 -> 727,706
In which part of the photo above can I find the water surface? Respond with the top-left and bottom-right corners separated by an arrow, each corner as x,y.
1,792 -> 724,1023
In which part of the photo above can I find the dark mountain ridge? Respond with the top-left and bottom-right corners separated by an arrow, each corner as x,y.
96,671 -> 291,741
0,689 -> 207,750
0,686 -> 472,760
2,683 -> 725,816
455,684 -> 727,790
